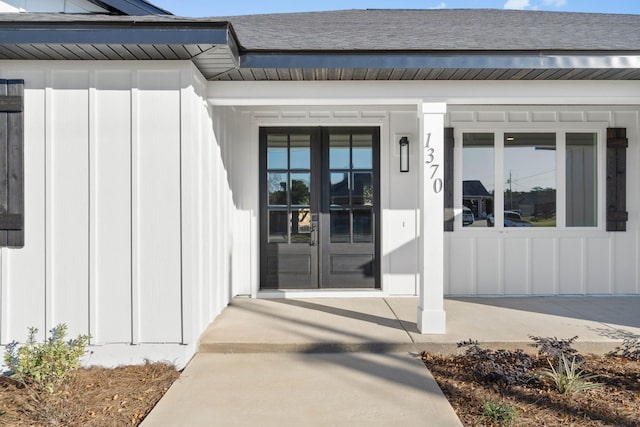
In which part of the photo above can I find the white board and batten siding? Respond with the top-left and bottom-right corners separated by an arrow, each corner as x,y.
0,61 -> 234,367
446,106 -> 640,296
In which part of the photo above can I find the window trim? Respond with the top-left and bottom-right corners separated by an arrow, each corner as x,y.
454,122 -> 607,233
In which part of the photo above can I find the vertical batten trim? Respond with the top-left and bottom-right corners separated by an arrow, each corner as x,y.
556,132 -> 567,228
88,69 -> 98,343
608,237 -> 614,294
178,68 -> 189,345
130,70 -> 139,345
0,249 -> 7,343
44,72 -> 54,337
580,237 -> 587,294
248,118 -> 259,298
472,238 -> 478,294
526,237 -> 531,294
553,237 -> 559,294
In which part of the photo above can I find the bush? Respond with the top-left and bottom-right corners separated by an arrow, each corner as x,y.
529,335 -> 580,362
607,336 -> 640,360
480,399 -> 518,427
538,353 -> 603,394
4,324 -> 90,394
457,340 -> 537,386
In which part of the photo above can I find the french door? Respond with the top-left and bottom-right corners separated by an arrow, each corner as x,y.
259,127 -> 380,289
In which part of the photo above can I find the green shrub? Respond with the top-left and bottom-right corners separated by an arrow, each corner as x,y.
4,324 -> 90,394
480,399 -> 518,427
538,353 -> 603,394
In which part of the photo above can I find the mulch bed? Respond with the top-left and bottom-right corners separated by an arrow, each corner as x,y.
0,362 -> 179,426
422,352 -> 640,426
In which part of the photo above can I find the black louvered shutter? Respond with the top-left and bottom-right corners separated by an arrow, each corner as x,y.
0,79 -> 24,247
444,127 -> 454,232
606,128 -> 628,232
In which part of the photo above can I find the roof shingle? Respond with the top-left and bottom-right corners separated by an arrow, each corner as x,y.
218,9 -> 640,52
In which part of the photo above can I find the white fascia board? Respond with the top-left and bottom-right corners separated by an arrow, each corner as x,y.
207,80 -> 640,106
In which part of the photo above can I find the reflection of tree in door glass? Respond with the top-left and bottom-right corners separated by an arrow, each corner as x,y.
268,173 -> 287,205
291,174 -> 310,205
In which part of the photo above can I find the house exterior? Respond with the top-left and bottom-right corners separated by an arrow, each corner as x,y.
0,0 -> 638,367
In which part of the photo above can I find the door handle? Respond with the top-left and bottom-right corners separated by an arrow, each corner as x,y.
310,221 -> 318,246
310,213 -> 319,246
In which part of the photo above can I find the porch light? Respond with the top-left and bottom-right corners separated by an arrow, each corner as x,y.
399,136 -> 410,172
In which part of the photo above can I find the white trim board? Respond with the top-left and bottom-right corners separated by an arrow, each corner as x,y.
208,80 -> 640,106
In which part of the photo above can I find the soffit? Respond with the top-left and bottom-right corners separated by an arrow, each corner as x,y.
0,14 -> 238,79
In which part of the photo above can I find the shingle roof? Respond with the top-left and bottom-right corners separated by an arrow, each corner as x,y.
219,9 -> 640,52
463,181 -> 492,198
1,9 -> 639,81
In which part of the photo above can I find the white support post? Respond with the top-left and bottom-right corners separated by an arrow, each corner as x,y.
417,102 -> 447,334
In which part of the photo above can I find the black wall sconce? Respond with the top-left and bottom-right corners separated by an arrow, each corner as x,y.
399,136 -> 410,172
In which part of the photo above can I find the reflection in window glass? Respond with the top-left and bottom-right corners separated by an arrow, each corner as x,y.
290,135 -> 310,169
290,173 -> 310,206
463,133 -> 494,227
330,209 -> 351,243
268,173 -> 287,206
290,208 -> 311,243
353,209 -> 373,242
268,210 -> 288,242
352,172 -> 373,206
330,172 -> 349,205
330,135 -> 350,169
267,135 -> 288,170
504,133 -> 556,227
352,134 -> 373,169
567,133 -> 597,227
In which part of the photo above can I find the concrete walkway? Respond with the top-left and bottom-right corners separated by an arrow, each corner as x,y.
143,296 -> 640,426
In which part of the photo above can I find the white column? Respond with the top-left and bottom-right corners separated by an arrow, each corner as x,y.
417,102 -> 447,334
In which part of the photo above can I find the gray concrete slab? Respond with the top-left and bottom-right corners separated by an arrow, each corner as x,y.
199,298 -> 413,353
145,296 -> 639,426
386,296 -> 640,354
142,352 -> 462,427
199,296 -> 640,354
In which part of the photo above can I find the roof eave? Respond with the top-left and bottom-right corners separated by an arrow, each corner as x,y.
87,0 -> 172,15
0,21 -> 231,45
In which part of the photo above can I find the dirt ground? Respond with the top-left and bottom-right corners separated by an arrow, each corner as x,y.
1,350 -> 639,426
0,362 -> 179,426
422,352 -> 640,427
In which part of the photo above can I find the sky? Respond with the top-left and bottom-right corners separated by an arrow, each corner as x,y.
151,0 -> 640,17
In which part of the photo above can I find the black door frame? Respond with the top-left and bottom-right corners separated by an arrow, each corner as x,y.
259,126 -> 381,290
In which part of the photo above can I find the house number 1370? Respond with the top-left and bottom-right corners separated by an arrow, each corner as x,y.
425,140 -> 443,194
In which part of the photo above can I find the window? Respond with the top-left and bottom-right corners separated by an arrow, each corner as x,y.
504,133 -> 556,227
462,133 -> 494,227
461,130 -> 598,229
566,133 -> 597,227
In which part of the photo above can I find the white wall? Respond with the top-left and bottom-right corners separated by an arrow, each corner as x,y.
447,106 -> 640,295
0,61 -> 235,367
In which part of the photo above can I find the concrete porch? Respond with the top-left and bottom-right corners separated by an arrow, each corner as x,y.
143,297 -> 639,426
199,296 -> 640,355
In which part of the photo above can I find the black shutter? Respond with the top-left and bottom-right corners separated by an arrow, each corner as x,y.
0,79 -> 24,247
606,128 -> 628,232
444,127 -> 454,232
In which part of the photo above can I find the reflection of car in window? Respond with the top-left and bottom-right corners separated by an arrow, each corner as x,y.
462,206 -> 474,226
486,211 -> 532,227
